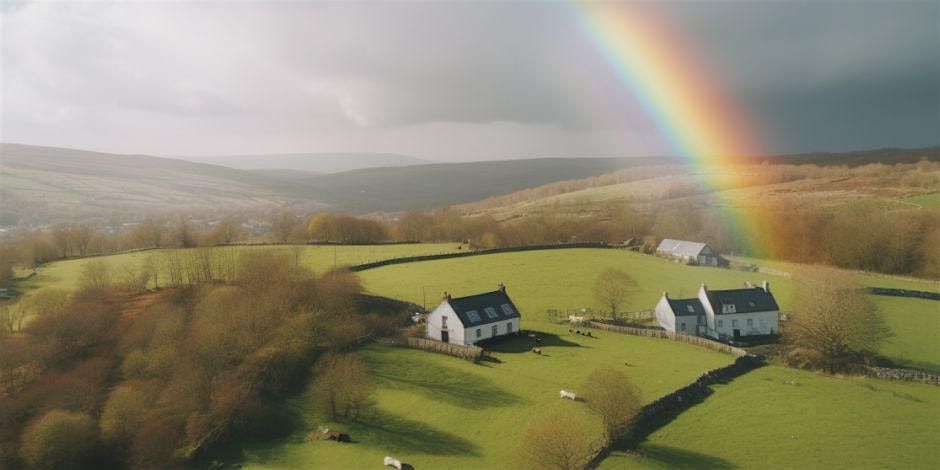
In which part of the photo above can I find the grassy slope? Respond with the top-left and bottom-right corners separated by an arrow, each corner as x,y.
600,366 -> 940,470
242,338 -> 731,469
876,297 -> 940,373
903,192 -> 940,208
239,248 -> 939,469
15,243 -> 461,295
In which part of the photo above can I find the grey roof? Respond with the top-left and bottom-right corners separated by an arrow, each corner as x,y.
447,290 -> 521,327
667,298 -> 707,317
664,287 -> 778,317
657,239 -> 710,257
705,288 -> 779,315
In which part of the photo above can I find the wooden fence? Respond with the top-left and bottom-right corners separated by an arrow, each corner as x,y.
404,337 -> 483,361
587,321 -> 748,357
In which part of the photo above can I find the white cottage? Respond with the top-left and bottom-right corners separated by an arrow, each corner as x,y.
656,239 -> 728,267
654,281 -> 779,340
426,283 -> 521,346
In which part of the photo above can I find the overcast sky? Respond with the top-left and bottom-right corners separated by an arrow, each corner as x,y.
1,1 -> 937,162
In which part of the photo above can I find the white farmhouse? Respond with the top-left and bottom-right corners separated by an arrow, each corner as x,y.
656,239 -> 728,267
654,281 -> 779,340
426,283 -> 521,346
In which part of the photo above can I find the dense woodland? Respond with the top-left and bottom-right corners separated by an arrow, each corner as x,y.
0,251 -> 408,468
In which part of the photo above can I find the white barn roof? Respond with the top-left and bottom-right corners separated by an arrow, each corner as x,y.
657,238 -> 709,258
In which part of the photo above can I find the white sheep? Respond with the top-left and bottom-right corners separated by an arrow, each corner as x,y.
384,456 -> 402,469
560,389 -> 577,400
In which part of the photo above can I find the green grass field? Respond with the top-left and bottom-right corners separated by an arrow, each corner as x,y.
876,297 -> 940,373
238,334 -> 733,469
599,366 -> 940,469
903,192 -> 940,208
234,248 -> 939,469
14,243 -> 461,296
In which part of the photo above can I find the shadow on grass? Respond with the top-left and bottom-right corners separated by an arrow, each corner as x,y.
633,444 -> 736,470
344,408 -> 481,456
478,331 -> 582,354
368,354 -> 523,408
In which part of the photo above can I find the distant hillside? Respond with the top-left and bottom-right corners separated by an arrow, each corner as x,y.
3,143 -> 935,227
0,143 -> 320,227
177,152 -> 428,173
460,146 -> 940,221
758,146 -> 940,166
0,144 -> 670,226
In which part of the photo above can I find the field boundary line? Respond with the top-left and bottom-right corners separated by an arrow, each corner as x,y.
585,321 -> 749,357
348,242 -> 610,272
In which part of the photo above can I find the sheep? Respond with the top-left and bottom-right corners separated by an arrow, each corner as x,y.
384,456 -> 402,469
560,389 -> 577,400
532,347 -> 542,355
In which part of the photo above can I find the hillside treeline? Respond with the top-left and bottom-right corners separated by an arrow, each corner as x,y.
0,250 -> 406,468
1,161 -> 938,281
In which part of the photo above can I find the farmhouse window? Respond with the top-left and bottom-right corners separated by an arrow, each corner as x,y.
500,304 -> 514,316
491,325 -> 498,336
466,310 -> 481,323
686,305 -> 695,313
680,322 -> 686,330
442,316 -> 448,328
722,304 -> 736,314
732,320 -> 738,328
717,320 -> 723,328
476,328 -> 481,338
484,307 -> 498,319
747,318 -> 753,327
506,322 -> 512,333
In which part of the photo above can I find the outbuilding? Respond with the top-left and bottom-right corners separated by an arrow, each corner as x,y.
656,239 -> 728,267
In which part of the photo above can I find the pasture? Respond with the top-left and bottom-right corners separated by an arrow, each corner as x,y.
238,333 -> 733,468
14,243 -> 461,295
599,366 -> 940,469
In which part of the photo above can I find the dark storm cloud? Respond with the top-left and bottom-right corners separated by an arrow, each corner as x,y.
1,1 -> 936,160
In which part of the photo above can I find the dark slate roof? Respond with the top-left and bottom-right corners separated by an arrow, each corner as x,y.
705,288 -> 779,315
667,298 -> 707,317
447,290 -> 521,327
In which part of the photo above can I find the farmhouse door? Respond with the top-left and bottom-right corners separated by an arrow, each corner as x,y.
733,329 -> 741,338
441,330 -> 449,343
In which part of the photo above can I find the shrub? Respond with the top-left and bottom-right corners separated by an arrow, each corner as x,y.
20,409 -> 97,469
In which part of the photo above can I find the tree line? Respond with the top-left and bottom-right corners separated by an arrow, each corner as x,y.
0,250 -> 409,468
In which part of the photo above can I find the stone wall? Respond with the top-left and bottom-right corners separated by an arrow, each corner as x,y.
864,366 -> 940,386
348,242 -> 609,272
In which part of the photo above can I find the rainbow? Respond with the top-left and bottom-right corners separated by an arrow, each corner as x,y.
569,1 -> 772,255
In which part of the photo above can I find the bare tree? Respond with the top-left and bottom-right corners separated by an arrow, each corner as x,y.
582,367 -> 642,445
306,353 -> 374,420
515,410 -> 598,470
593,269 -> 637,321
784,269 -> 891,373
80,259 -> 111,290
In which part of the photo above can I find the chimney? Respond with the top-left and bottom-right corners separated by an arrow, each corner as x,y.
762,281 -> 770,292
745,281 -> 754,288
700,282 -> 708,292
498,282 -> 506,293
662,291 -> 669,299
443,291 -> 452,301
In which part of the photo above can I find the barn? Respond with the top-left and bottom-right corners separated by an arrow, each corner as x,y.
426,283 -> 521,346
656,239 -> 728,267
654,281 -> 780,340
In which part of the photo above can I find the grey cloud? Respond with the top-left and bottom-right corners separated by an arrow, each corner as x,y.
1,1 -> 936,160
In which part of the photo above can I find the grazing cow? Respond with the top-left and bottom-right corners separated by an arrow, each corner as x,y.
384,456 -> 403,469
560,390 -> 577,400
